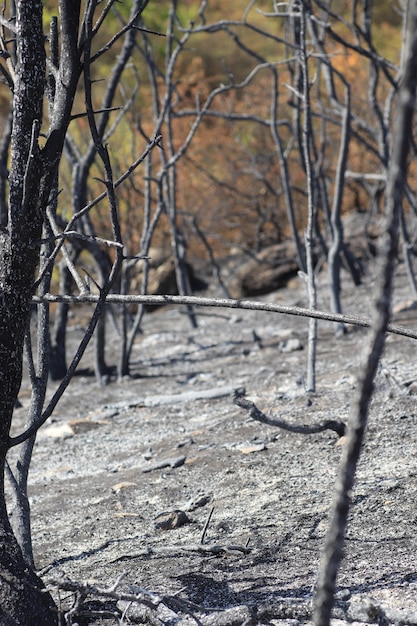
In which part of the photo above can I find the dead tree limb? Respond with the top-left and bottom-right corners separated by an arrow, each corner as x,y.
31,292 -> 417,342
233,388 -> 345,437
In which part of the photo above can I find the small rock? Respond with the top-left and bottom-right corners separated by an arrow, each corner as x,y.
86,407 -> 119,420
68,419 -> 103,434
42,422 -> 75,439
142,455 -> 186,473
407,380 -> 417,395
184,494 -> 212,511
334,588 -> 351,600
239,442 -> 267,454
117,601 -> 162,624
154,510 -> 190,530
143,447 -> 154,460
201,605 -> 253,625
279,338 -> 303,353
347,596 -> 386,623
177,436 -> 194,448
111,482 -> 138,494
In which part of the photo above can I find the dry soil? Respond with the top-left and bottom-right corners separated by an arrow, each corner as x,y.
7,259 -> 417,625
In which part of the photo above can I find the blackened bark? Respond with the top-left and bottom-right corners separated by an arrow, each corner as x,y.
0,0 -> 46,460
0,2 -> 58,618
0,503 -> 57,626
0,188 -> 59,626
0,1 -> 82,622
0,111 -> 12,226
313,3 -> 417,624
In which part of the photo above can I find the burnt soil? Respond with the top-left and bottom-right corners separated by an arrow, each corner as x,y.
7,260 -> 417,625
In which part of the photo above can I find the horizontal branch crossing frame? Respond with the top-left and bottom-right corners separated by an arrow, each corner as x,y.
32,293 -> 417,341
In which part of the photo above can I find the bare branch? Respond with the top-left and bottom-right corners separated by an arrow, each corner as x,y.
0,16 -> 16,34
70,106 -> 122,121
28,292 -> 417,342
45,208 -> 88,295
66,134 -> 162,226
233,388 -> 346,437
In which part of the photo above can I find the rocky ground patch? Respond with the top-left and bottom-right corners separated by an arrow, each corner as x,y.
7,258 -> 417,624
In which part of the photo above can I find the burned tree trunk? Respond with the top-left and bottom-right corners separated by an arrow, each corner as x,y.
0,229 -> 58,624
0,0 -> 82,621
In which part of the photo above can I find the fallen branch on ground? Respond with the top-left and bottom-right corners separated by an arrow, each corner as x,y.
48,571 -> 160,610
48,572 -> 417,626
108,541 -> 251,565
48,571 -> 247,623
233,387 -> 346,437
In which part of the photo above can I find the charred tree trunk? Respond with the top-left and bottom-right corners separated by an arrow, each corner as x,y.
0,231 -> 58,624
0,502 -> 57,626
0,0 -> 81,621
314,2 -> 417,623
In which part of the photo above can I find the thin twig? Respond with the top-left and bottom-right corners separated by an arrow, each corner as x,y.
70,106 -> 122,120
201,507 -> 215,545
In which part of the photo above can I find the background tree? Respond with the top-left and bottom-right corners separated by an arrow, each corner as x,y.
0,0 -> 416,623
50,0 -> 409,391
